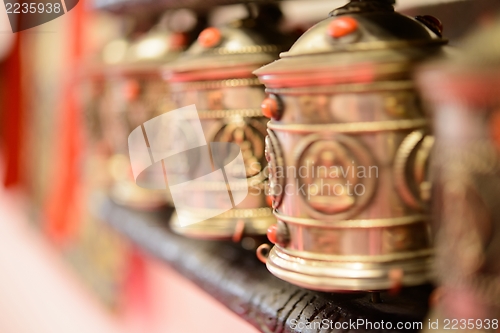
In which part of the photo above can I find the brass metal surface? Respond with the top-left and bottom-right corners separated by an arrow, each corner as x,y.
165,14 -> 294,240
254,0 -> 446,291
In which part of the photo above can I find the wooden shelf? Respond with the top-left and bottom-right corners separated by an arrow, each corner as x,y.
91,0 -> 279,14
100,198 -> 432,333
90,0 -> 475,15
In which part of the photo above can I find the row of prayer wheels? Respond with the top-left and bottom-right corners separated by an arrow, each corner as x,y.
84,0 -> 500,327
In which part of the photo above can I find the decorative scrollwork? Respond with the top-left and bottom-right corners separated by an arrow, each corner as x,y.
265,129 -> 285,209
393,130 -> 434,211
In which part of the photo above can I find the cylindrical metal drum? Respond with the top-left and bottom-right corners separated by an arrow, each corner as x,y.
97,26 -> 185,209
418,17 -> 500,330
253,0 -> 447,291
165,10 -> 294,241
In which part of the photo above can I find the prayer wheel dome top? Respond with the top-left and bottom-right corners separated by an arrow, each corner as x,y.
126,30 -> 184,63
254,0 -> 447,89
94,28 -> 184,76
166,17 -> 294,82
121,29 -> 185,74
418,15 -> 500,106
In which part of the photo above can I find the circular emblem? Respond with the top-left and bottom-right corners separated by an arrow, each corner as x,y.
265,129 -> 285,208
295,134 -> 377,220
394,130 -> 434,210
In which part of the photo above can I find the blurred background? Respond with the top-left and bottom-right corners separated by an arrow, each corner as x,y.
0,0 -> 499,332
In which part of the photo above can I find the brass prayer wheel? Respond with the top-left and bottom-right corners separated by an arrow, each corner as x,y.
253,0 -> 447,291
418,16 -> 500,330
97,26 -> 185,209
165,9 -> 294,241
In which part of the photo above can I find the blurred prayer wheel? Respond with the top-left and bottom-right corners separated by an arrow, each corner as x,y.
165,8 -> 294,240
418,16 -> 500,330
253,0 -> 447,291
97,26 -> 186,209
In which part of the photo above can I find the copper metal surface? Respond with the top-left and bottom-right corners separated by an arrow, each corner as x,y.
254,0 -> 447,291
165,13 -> 294,240
418,16 -> 500,331
87,27 -> 183,209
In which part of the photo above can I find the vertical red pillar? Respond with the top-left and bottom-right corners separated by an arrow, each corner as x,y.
44,1 -> 86,245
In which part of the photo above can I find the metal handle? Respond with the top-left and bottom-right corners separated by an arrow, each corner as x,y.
256,244 -> 271,264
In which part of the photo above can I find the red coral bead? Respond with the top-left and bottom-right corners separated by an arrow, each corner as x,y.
328,17 -> 358,38
124,80 -> 140,101
170,32 -> 188,50
265,195 -> 273,208
198,27 -> 221,48
267,224 -> 278,244
416,15 -> 444,37
261,97 -> 277,119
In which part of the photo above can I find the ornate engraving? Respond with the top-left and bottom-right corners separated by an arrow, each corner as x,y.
207,90 -> 224,110
434,140 -> 500,308
212,119 -> 268,178
382,223 -> 429,253
265,130 -> 285,209
393,130 -> 433,210
294,134 -> 377,220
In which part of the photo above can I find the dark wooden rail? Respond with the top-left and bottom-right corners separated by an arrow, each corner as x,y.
100,198 -> 433,333
92,0 -> 278,14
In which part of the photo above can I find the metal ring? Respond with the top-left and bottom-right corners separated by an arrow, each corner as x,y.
274,211 -> 428,228
266,81 -> 415,96
171,78 -> 262,91
268,119 -> 428,134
